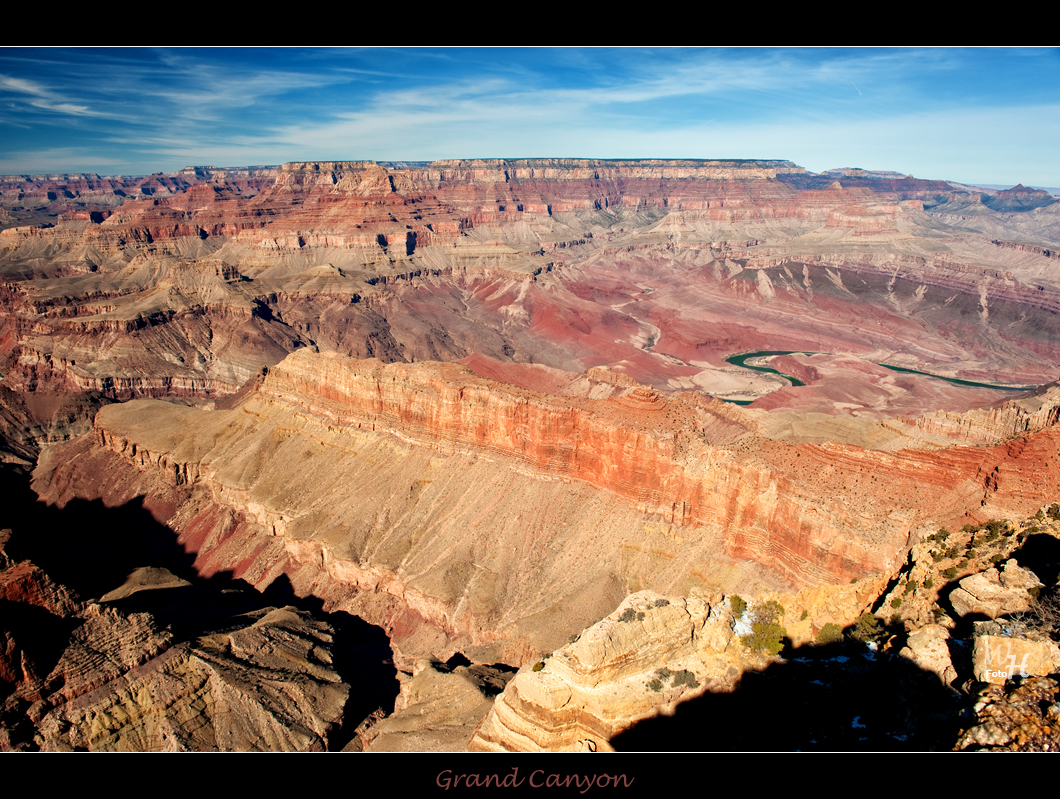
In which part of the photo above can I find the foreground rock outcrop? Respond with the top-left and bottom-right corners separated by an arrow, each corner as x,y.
955,677 -> 1060,751
469,591 -> 744,752
468,516 -> 1060,751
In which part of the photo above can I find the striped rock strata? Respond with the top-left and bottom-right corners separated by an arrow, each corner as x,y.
32,350 -> 1060,669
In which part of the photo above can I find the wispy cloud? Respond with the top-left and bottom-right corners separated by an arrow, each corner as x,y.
0,48 -> 1055,184
0,73 -> 99,117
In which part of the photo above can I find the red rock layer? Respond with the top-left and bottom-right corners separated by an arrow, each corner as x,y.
31,351 -> 1060,665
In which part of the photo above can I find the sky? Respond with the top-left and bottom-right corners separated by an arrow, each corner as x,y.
0,47 -> 1057,187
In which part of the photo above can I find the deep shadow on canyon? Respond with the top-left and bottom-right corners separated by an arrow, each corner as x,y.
611,637 -> 969,751
612,532 -> 1060,752
0,464 -> 400,751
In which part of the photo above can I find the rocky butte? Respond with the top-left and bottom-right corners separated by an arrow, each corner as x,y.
1,159 -> 1059,751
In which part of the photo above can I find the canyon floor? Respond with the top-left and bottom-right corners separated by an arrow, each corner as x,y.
1,159 -> 1059,751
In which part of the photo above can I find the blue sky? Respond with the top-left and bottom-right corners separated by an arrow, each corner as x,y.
0,47 -> 1057,186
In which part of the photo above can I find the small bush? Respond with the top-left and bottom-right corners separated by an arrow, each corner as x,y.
532,661 -> 545,672
985,519 -> 1007,536
740,601 -> 787,656
923,578 -> 934,589
730,595 -> 747,617
671,669 -> 700,689
943,567 -> 958,579
851,613 -> 886,644
1049,503 -> 1060,521
890,597 -> 902,609
800,609 -> 808,621
817,623 -> 843,645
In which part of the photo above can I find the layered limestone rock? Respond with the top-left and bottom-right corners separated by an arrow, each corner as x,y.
469,591 -> 743,752
0,521 -> 355,752
903,384 -> 1060,446
29,605 -> 349,752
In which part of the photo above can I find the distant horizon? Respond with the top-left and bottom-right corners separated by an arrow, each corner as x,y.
2,47 -> 1057,186
3,158 -> 1057,196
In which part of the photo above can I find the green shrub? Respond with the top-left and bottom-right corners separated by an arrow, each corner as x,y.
1049,504 -> 1060,521
923,578 -> 934,589
730,595 -> 747,617
532,661 -> 545,672
850,612 -> 886,644
890,597 -> 902,609
800,609 -> 809,621
985,519 -> 1007,536
943,567 -> 958,579
816,622 -> 843,645
671,669 -> 700,689
740,601 -> 787,656
646,668 -> 701,692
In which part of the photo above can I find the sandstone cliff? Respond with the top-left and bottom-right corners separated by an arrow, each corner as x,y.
31,350 -> 1060,672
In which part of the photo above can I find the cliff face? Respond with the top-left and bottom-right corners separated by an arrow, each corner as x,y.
30,351 -> 1060,669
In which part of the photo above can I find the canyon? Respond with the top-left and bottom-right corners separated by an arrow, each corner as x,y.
1,159 -> 1059,751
